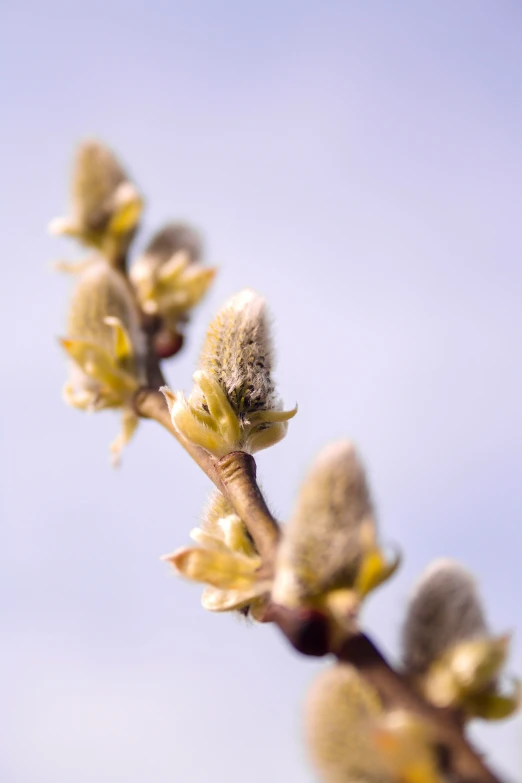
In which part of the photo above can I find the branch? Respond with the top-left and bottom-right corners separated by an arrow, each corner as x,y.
337,634 -> 502,783
133,389 -> 281,563
133,388 -> 504,783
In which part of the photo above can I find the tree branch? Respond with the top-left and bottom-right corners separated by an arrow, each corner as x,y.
133,386 -> 505,783
133,389 -> 281,563
337,634 -> 503,783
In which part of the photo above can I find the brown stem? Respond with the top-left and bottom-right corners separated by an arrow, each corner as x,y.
338,634 -> 504,783
217,452 -> 281,565
337,634 -> 502,783
133,392 -> 281,564
132,388 -> 503,783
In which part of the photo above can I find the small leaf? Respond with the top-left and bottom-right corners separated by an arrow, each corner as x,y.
464,679 -> 521,721
104,316 -> 134,361
193,370 -> 242,445
201,584 -> 269,612
189,527 -> 229,553
162,547 -> 261,590
355,544 -> 401,598
107,183 -> 143,234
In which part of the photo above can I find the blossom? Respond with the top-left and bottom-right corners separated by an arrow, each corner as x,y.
60,259 -> 145,464
162,491 -> 270,616
49,140 -> 143,263
272,440 -> 399,637
305,664 -> 442,783
130,222 -> 214,331
402,559 -> 519,720
162,289 -> 296,457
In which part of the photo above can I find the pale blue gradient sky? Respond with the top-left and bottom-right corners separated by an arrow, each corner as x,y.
2,1 -> 522,781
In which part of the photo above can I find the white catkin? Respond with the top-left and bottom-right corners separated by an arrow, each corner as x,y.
197,289 -> 278,416
141,222 -> 202,267
401,558 -> 488,675
305,664 -> 390,783
72,140 -> 129,232
272,440 -> 376,603
67,259 -> 146,375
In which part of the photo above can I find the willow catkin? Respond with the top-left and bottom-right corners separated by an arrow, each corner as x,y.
198,490 -> 257,558
401,559 -> 487,676
71,140 -> 130,233
130,222 -> 213,326
162,289 -> 296,456
135,222 -> 203,270
272,440 -> 376,608
66,259 -> 145,374
197,288 -> 278,416
49,140 -> 143,261
305,663 -> 390,783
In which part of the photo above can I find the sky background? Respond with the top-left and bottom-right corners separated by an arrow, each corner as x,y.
2,1 -> 521,781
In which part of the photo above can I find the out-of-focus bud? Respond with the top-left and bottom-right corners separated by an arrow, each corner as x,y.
304,663 -> 390,783
305,665 -> 444,783
161,289 -> 297,457
162,491 -> 270,616
49,140 -> 143,264
60,259 -> 146,465
402,559 -> 519,720
372,710 -> 443,783
271,441 -> 399,640
130,223 -> 215,340
402,559 -> 486,676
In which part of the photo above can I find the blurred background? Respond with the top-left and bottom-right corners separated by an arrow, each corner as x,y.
2,1 -> 521,781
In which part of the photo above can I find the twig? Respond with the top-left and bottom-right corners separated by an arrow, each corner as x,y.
133,389 -> 281,562
337,634 -> 503,783
133,386 -> 504,783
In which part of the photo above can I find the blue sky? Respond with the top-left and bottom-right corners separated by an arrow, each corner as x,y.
3,1 -> 521,781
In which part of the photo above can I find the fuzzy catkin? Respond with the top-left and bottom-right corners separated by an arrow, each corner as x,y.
401,559 -> 488,676
197,289 -> 277,416
141,222 -> 202,267
72,141 -> 129,232
273,440 -> 375,604
67,259 -> 145,374
200,491 -> 235,537
305,664 -> 390,783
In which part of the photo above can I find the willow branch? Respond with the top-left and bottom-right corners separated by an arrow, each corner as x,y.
338,634 -> 502,783
217,452 -> 281,564
132,390 -> 503,783
133,389 -> 281,562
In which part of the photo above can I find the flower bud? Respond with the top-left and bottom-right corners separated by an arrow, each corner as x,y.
60,259 -> 145,464
162,491 -> 269,615
402,559 -> 487,677
305,665 -> 443,783
130,222 -> 215,331
402,559 -> 518,719
272,441 -> 399,632
49,140 -> 143,263
304,663 -> 388,783
162,289 -> 296,457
